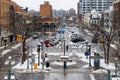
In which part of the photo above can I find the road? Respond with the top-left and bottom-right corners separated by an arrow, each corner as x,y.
0,26 -> 108,80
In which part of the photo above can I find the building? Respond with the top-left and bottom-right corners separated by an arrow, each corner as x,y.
0,0 -> 10,32
113,0 -> 120,58
79,0 -> 112,14
40,1 -> 52,17
69,8 -> 76,17
78,0 -> 112,26
83,13 -> 90,27
39,1 -> 57,33
0,0 -> 27,46
77,2 -> 82,27
104,6 -> 113,33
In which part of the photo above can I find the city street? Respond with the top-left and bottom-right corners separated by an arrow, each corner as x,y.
0,26 -> 119,80
1,0 -> 120,80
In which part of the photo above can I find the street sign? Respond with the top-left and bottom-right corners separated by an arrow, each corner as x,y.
85,51 -> 89,56
19,52 -> 23,57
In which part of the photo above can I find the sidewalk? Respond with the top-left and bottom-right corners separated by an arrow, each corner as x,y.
0,38 -> 32,57
1,29 -> 119,80
83,29 -> 118,51
83,29 -> 120,80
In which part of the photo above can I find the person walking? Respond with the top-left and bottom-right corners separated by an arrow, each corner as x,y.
66,45 -> 69,52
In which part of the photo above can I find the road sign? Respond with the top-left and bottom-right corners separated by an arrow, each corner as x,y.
85,51 -> 89,56
19,52 -> 23,57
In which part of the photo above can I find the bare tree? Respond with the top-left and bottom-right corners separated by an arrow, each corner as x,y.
99,2 -> 120,64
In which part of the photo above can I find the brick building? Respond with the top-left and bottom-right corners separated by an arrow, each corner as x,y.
40,1 -> 52,17
0,0 -> 10,31
39,1 -> 57,33
0,0 -> 27,46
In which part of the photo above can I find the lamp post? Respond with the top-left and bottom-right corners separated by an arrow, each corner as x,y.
41,39 -> 45,70
85,41 -> 88,59
85,41 -> 88,52
5,56 -> 12,80
88,44 -> 91,67
37,45 -> 40,66
114,57 -> 118,77
64,39 -> 66,56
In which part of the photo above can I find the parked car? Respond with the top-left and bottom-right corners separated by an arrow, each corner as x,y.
47,38 -> 59,45
92,37 -> 98,43
92,32 -> 100,43
44,40 -> 54,47
71,34 -> 85,43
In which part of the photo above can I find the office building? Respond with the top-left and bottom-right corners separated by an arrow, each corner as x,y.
79,0 -> 112,14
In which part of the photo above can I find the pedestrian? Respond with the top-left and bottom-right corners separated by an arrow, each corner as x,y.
66,45 -> 69,52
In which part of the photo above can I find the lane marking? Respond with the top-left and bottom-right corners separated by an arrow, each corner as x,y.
89,74 -> 95,80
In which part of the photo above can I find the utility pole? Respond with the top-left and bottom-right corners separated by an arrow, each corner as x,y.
88,45 -> 91,66
37,45 -> 40,66
64,39 -> 66,56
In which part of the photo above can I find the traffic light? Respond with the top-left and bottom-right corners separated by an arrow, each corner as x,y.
34,63 -> 38,69
16,34 -> 21,42
37,47 -> 40,52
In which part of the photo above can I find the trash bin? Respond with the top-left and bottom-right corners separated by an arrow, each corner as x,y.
46,62 -> 49,68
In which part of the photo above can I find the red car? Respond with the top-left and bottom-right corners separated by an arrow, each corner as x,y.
44,40 -> 54,47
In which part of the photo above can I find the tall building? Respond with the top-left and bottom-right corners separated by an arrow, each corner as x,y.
79,0 -> 112,14
78,0 -> 112,26
69,8 -> 76,16
77,2 -> 82,27
40,1 -> 52,17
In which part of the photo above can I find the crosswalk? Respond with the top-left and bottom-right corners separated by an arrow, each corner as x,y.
44,69 -> 95,80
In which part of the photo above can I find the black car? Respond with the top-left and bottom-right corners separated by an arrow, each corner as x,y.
71,34 -> 85,43
92,33 -> 100,43
92,37 -> 98,43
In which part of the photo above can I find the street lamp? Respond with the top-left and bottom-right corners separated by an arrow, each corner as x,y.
114,57 -> 118,77
64,39 -> 66,56
85,41 -> 88,52
40,39 -> 45,70
85,41 -> 88,59
5,56 -> 12,80
88,44 -> 92,67
37,45 -> 40,66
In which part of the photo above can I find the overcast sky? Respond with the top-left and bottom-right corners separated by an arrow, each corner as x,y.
12,0 -> 79,11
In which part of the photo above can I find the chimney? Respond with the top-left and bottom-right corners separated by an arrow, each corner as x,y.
44,1 -> 49,5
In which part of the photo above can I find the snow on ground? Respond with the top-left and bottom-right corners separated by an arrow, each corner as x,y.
112,77 -> 120,80
92,69 -> 108,73
1,50 -> 11,55
51,61 -> 76,66
0,32 -> 120,79
79,52 -> 115,70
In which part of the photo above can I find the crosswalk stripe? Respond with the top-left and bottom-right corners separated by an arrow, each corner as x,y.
89,74 -> 95,80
